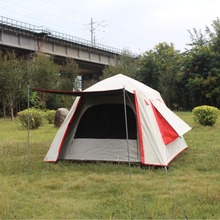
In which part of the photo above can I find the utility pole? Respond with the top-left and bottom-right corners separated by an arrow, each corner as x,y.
89,18 -> 106,46
90,18 -> 95,46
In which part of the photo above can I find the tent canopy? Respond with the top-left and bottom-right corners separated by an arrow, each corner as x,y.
32,88 -> 124,97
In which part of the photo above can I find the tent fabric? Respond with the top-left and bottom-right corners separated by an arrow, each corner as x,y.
134,91 -> 167,165
151,104 -> 179,145
44,74 -> 191,166
44,97 -> 81,161
151,98 -> 191,136
59,139 -> 140,162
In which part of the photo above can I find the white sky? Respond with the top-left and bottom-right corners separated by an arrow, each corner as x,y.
1,0 -> 220,54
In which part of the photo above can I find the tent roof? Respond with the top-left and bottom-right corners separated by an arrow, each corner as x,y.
33,74 -> 162,100
85,74 -> 161,99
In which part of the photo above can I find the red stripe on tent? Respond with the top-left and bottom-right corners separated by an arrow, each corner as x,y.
56,98 -> 81,161
151,103 -> 179,145
134,91 -> 145,164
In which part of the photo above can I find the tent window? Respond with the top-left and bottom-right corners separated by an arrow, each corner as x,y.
75,104 -> 137,139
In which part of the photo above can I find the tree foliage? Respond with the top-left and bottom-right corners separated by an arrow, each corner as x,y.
137,18 -> 220,109
53,58 -> 79,109
103,50 -> 139,79
0,52 -> 79,116
138,42 -> 183,108
59,58 -> 79,91
1,18 -> 220,115
182,18 -> 220,108
0,51 -> 26,120
28,53 -> 59,109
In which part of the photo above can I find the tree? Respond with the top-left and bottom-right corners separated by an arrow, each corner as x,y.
187,28 -> 209,48
137,50 -> 159,89
48,58 -> 79,109
0,51 -> 26,120
183,46 -> 220,108
138,42 -> 183,108
182,19 -> 220,108
59,58 -> 79,90
206,17 -> 220,53
103,50 -> 139,79
28,53 -> 59,109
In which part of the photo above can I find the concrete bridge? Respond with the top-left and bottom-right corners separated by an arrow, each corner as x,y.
0,16 -> 121,89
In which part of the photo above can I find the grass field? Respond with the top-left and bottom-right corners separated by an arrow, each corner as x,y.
0,112 -> 219,219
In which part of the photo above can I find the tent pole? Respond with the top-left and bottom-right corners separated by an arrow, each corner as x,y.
27,85 -> 30,174
123,87 -> 131,180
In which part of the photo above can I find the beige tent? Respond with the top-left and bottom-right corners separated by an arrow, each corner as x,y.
43,74 -> 191,166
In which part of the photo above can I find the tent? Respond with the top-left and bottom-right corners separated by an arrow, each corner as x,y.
43,74 -> 191,166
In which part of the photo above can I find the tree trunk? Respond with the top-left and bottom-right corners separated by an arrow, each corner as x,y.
9,98 -> 14,121
2,98 -> 7,120
10,106 -> 14,121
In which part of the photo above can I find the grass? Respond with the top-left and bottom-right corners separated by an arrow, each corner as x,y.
0,112 -> 219,219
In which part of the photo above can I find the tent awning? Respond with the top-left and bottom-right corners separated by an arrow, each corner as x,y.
32,88 -> 124,97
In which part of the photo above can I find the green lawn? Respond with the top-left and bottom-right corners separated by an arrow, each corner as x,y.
0,112 -> 219,219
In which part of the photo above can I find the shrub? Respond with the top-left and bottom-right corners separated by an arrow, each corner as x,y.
18,108 -> 43,129
192,105 -> 219,126
45,110 -> 56,124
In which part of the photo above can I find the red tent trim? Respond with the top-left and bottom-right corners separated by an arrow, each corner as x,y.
134,91 -> 145,163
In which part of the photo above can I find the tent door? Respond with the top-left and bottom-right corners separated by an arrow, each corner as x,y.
60,103 -> 140,162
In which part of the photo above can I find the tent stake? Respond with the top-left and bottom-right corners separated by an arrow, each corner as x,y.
123,87 -> 131,180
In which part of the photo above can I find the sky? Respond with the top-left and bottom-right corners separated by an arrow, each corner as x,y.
0,0 -> 220,54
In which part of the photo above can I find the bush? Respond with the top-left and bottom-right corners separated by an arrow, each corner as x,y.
45,110 -> 56,124
192,105 -> 219,126
18,108 -> 43,129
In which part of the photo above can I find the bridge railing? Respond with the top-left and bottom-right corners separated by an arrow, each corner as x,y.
0,16 -> 122,54
48,29 -> 123,54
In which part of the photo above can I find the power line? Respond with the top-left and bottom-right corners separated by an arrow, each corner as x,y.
0,1 -> 146,52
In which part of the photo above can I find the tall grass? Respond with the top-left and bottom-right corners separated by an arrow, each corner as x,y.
0,113 -> 219,219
